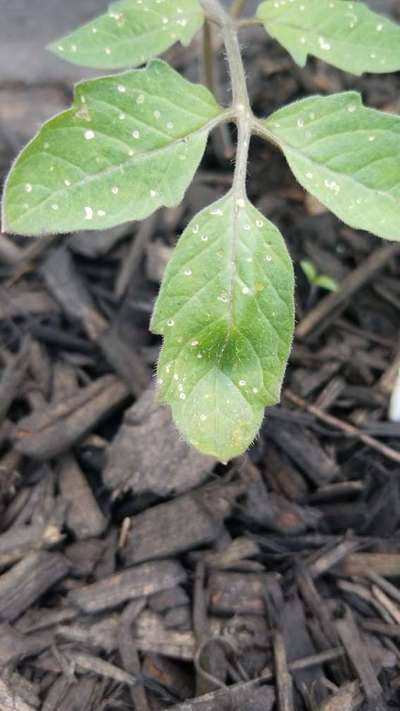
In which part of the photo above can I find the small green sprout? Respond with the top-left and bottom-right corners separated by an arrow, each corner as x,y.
300,260 -> 338,293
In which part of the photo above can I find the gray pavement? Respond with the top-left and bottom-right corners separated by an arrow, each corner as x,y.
0,0 -> 109,84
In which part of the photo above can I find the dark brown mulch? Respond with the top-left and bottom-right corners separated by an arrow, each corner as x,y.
1,23 -> 400,711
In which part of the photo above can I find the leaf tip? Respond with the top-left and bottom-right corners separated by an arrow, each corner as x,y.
46,39 -> 66,60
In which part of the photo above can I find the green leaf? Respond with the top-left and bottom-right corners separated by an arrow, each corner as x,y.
300,259 -> 338,291
300,259 -> 317,284
49,0 -> 204,69
151,193 -> 294,462
257,0 -> 400,75
2,60 -> 224,236
261,92 -> 400,242
315,275 -> 338,292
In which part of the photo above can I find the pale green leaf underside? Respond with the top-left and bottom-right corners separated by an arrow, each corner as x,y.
263,92 -> 400,241
257,0 -> 400,75
49,0 -> 204,69
2,60 -> 224,236
151,193 -> 294,462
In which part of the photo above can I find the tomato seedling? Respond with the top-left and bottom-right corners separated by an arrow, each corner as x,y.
300,260 -> 338,293
3,0 -> 400,461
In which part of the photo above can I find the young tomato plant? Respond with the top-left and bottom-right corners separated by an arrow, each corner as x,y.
3,0 -> 400,462
300,260 -> 338,293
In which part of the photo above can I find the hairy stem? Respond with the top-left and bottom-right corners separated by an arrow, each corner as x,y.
200,0 -> 252,198
201,19 -> 235,160
200,0 -> 252,350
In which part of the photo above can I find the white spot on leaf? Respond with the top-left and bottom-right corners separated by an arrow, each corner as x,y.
318,37 -> 331,51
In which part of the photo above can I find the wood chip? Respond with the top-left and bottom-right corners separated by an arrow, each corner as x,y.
166,680 -> 275,711
59,455 -> 107,539
104,385 -> 214,499
274,630 -> 294,711
208,571 -> 269,615
338,554 -> 400,578
14,375 -> 129,459
336,606 -> 384,710
68,560 -> 186,614
0,678 -> 37,711
0,336 -> 31,424
123,483 -> 242,565
0,551 -> 69,621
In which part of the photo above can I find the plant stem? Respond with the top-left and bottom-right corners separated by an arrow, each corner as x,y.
226,27 -> 251,199
201,19 -> 235,160
201,20 -> 215,95
200,0 -> 252,339
200,0 -> 252,198
230,0 -> 248,17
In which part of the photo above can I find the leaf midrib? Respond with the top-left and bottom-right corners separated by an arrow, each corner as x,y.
263,7 -> 398,54
262,118 -> 400,207
91,90 -> 218,135
9,113 -> 229,227
161,197 -> 290,400
285,145 -> 399,207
